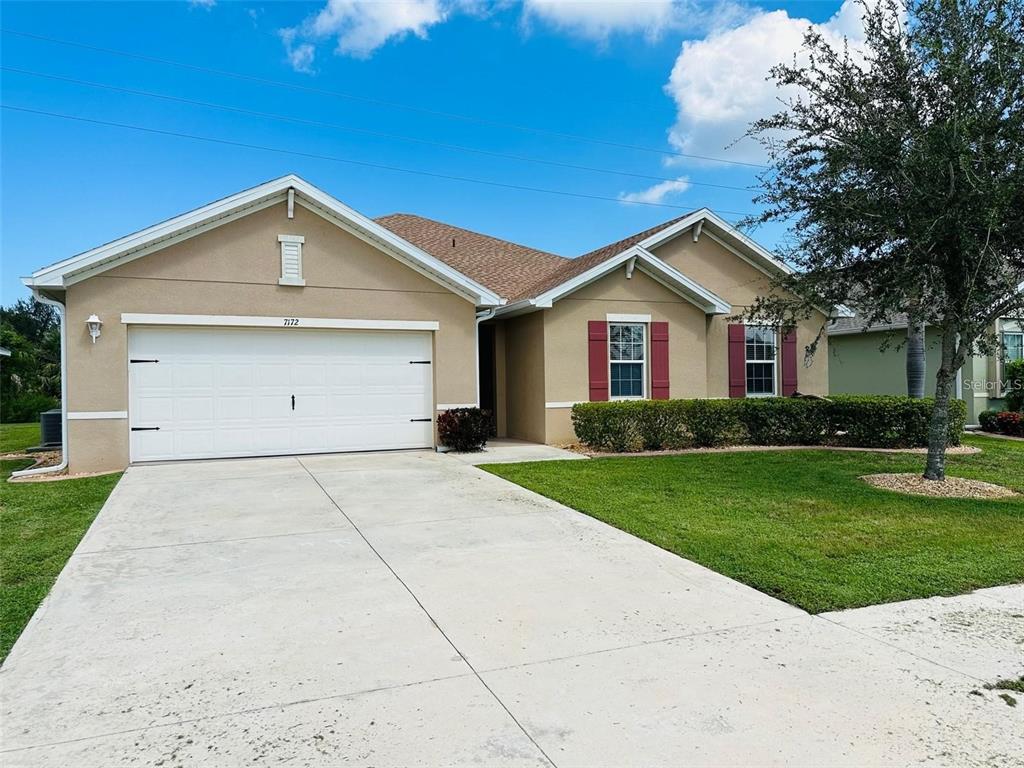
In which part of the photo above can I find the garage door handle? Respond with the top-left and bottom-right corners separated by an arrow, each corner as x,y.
131,427 -> 161,431
291,394 -> 295,410
409,360 -> 431,364
410,418 -> 432,422
130,359 -> 159,364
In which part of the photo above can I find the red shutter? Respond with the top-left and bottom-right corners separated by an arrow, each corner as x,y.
728,324 -> 746,398
781,328 -> 798,396
588,320 -> 609,401
650,322 -> 669,399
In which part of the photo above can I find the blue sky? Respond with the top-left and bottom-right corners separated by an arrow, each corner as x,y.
1,0 -> 853,303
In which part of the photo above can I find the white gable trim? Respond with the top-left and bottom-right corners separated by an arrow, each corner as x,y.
23,175 -> 503,307
494,246 -> 731,317
639,209 -> 852,318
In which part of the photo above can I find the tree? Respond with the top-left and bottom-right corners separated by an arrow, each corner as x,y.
743,0 -> 1024,480
0,298 -> 61,422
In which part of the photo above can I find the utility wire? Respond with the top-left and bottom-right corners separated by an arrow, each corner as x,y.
1,66 -> 761,194
1,104 -> 760,216
0,27 -> 769,170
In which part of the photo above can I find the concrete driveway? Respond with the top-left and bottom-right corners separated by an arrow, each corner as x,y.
1,451 -> 1020,767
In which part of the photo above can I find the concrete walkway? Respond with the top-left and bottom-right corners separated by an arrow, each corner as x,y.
1,451 -> 1020,767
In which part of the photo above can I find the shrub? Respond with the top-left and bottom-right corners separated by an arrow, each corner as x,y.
1,392 -> 58,424
571,402 -> 644,452
828,395 -> 965,448
737,398 -> 831,446
437,407 -> 491,452
1004,359 -> 1024,413
978,409 -> 1000,432
994,411 -> 1024,437
571,395 -> 966,452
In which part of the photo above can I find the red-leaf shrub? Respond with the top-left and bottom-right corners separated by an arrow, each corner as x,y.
437,407 -> 491,452
994,411 -> 1024,437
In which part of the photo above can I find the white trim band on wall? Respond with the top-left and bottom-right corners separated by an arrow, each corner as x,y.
545,401 -> 584,409
68,411 -> 128,420
606,313 -> 652,323
121,314 -> 440,332
436,403 -> 477,410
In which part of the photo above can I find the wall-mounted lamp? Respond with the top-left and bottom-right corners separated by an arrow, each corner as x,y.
86,314 -> 103,344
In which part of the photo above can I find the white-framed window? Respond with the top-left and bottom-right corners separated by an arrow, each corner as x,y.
745,326 -> 777,396
278,234 -> 305,287
609,322 -> 646,399
1003,331 -> 1023,362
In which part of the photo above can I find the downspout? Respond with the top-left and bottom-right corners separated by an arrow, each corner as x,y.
11,290 -> 69,479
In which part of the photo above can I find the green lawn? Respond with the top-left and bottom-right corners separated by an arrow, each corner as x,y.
0,460 -> 121,662
483,435 -> 1024,613
0,422 -> 40,454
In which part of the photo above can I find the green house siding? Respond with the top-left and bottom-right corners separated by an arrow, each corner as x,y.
829,327 -> 1003,424
829,327 -> 945,396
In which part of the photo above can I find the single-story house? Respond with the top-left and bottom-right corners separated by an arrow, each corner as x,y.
22,175 -> 845,474
828,312 -> 1023,425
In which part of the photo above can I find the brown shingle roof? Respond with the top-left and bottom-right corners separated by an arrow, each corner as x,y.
375,213 -> 568,300
520,214 -> 693,300
375,211 -> 695,302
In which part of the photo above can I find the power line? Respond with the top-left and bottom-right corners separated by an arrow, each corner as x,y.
0,27 -> 769,170
1,66 -> 761,194
1,104 -> 760,217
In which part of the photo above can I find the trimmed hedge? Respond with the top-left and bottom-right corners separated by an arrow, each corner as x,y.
437,407 -> 492,452
571,395 -> 966,452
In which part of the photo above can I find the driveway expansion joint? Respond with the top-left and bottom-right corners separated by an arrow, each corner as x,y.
72,525 -> 356,556
0,670 -> 479,755
296,457 -> 559,768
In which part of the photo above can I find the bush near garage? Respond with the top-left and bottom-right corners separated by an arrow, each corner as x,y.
437,407 -> 492,452
571,395 -> 966,452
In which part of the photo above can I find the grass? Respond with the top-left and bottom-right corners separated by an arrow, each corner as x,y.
483,435 -> 1024,613
985,676 -> 1024,694
0,459 -> 121,663
0,422 -> 40,454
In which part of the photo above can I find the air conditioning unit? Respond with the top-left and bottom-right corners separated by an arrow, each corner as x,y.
39,409 -> 62,448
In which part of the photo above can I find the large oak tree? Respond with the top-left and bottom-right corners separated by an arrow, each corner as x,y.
745,0 -> 1024,479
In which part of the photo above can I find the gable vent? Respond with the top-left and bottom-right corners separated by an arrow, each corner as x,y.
278,234 -> 305,287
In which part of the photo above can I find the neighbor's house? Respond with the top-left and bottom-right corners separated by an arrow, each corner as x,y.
828,312 -> 1023,425
22,175 -> 846,474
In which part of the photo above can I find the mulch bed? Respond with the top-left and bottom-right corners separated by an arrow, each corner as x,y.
861,473 -> 1016,499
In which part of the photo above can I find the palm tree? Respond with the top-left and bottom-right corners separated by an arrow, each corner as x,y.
906,322 -> 926,398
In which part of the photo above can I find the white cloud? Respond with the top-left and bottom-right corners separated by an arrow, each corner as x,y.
279,0 -> 741,67
620,176 -> 691,205
189,0 -> 216,7
664,0 -> 869,163
523,0 -> 677,40
522,0 -> 744,42
280,0 -> 446,63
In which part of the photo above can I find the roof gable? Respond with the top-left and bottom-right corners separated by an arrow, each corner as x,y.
24,175 -> 503,306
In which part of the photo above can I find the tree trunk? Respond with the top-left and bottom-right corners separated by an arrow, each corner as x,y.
923,327 -> 959,481
906,323 -> 926,398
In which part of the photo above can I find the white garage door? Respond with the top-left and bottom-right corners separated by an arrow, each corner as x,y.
128,326 -> 434,462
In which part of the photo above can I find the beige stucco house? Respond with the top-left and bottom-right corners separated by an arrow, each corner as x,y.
21,175 -> 842,474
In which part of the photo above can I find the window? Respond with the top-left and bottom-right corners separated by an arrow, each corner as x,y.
278,234 -> 305,287
1003,331 -> 1023,362
609,323 -> 645,398
745,326 -> 777,396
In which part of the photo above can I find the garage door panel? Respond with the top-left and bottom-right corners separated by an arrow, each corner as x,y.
218,364 -> 254,388
129,326 -> 435,462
